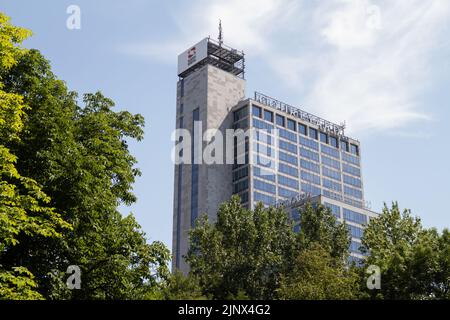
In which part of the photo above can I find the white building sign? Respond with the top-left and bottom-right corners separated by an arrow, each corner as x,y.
177,38 -> 208,76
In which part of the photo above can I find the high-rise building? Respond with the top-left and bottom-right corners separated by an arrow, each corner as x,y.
173,36 -> 377,273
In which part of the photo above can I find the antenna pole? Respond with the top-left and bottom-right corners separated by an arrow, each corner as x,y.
218,19 -> 223,47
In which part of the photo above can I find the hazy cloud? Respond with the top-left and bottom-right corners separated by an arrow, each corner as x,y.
119,0 -> 450,135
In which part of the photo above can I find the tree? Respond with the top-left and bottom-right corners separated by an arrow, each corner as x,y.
297,202 -> 350,261
0,12 -> 70,300
278,243 -> 360,300
361,203 -> 449,299
278,203 -> 357,299
0,14 -> 170,299
159,271 -> 206,300
185,197 -> 354,300
186,196 -> 297,299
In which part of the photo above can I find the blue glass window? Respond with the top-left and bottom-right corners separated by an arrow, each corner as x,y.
264,110 -> 273,122
301,184 -> 321,196
321,155 -> 341,170
279,139 -> 297,154
329,136 -> 338,148
253,118 -> 274,131
341,140 -> 349,152
299,123 -> 307,136
350,144 -> 359,156
320,132 -> 328,143
254,192 -> 275,206
276,114 -> 285,127
343,174 -> 362,188
343,208 -> 368,225
191,108 -> 200,227
252,106 -> 262,118
321,144 -> 340,158
287,119 -> 296,131
253,166 -> 276,182
278,186 -> 298,199
343,164 -> 360,177
233,179 -> 249,193
300,147 -> 320,162
344,186 -> 363,199
279,128 -> 297,142
279,151 -> 298,166
323,178 -> 342,192
300,159 -> 320,174
253,153 -> 273,168
279,163 -> 299,177
309,128 -> 318,140
254,179 -> 276,194
299,136 -> 319,151
301,170 -> 321,185
254,142 -> 274,157
347,224 -> 364,239
341,152 -> 360,166
322,166 -> 341,181
234,106 -> 248,122
255,130 -> 273,145
324,202 -> 341,219
278,174 -> 299,189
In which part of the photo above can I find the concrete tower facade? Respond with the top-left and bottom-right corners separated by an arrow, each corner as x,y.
172,38 -> 245,272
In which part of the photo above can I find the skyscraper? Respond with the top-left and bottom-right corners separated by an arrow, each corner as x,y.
173,36 -> 377,273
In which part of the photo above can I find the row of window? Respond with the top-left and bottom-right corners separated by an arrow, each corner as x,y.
348,224 -> 364,239
253,191 -> 276,206
324,202 -> 341,219
254,142 -> 274,157
321,155 -> 341,170
279,128 -> 297,143
300,159 -> 320,174
299,136 -> 319,151
343,174 -> 362,188
301,170 -> 321,185
251,105 -> 360,156
350,241 -> 364,254
232,166 -> 248,182
279,151 -> 298,166
233,179 -> 249,193
300,147 -> 320,162
278,186 -> 298,199
254,178 -> 276,194
255,130 -> 273,145
253,166 -> 276,182
342,152 -> 360,166
323,178 -> 342,192
343,163 -> 361,177
278,174 -> 299,189
322,166 -> 341,181
321,144 -> 340,159
344,185 -> 363,200
279,139 -> 297,154
343,208 -> 368,225
279,163 -> 299,177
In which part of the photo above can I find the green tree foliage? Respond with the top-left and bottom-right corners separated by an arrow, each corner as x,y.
0,13 -> 170,299
278,203 -> 357,299
186,196 -> 297,299
0,12 -> 70,300
361,203 -> 450,299
297,202 -> 350,260
278,243 -> 360,300
186,196 -> 353,299
159,271 -> 206,300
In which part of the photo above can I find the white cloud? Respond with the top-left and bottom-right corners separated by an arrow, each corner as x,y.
120,0 -> 450,135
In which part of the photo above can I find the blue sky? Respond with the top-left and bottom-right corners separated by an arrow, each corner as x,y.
1,0 -> 449,249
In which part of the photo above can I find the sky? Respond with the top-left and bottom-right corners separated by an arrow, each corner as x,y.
1,0 -> 449,249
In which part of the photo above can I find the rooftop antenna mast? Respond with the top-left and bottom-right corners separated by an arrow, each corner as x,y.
218,19 -> 223,47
